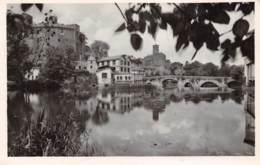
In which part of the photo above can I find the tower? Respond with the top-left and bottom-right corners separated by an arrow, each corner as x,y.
153,44 -> 159,54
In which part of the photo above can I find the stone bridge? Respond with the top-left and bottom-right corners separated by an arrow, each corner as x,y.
143,75 -> 236,90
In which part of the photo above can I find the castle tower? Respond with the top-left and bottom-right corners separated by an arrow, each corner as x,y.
153,44 -> 159,54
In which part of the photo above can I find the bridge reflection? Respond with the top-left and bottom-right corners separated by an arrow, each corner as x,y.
72,88 -> 245,123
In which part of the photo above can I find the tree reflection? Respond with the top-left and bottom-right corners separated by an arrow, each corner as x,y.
92,107 -> 109,125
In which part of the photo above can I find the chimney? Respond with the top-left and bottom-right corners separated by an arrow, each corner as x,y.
153,44 -> 159,54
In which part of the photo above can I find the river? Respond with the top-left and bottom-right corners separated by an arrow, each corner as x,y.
7,87 -> 254,156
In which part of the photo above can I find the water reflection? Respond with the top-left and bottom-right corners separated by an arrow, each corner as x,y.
8,88 -> 254,156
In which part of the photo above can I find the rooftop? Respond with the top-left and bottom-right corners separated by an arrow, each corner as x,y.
97,54 -> 131,62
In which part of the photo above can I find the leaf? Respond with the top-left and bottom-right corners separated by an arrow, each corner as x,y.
148,21 -> 158,38
207,10 -> 230,24
159,20 -> 167,30
171,20 -> 185,36
139,20 -> 146,33
238,3 -> 254,15
176,32 -> 188,51
21,4 -> 33,12
219,3 -> 237,11
115,23 -> 126,32
191,49 -> 199,60
35,4 -> 43,12
240,34 -> 254,62
130,33 -> 142,50
221,39 -> 231,49
206,33 -> 220,50
232,19 -> 249,38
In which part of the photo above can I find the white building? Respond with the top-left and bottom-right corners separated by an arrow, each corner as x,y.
96,66 -> 115,87
24,67 -> 40,80
75,55 -> 98,73
97,55 -> 132,84
130,58 -> 145,84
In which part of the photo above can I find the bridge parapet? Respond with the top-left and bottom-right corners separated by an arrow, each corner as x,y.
144,75 -> 233,89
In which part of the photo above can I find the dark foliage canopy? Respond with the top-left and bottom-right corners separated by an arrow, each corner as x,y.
115,2 -> 254,64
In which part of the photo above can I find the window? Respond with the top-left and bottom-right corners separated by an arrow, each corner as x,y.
79,66 -> 81,69
128,76 -> 131,80
121,67 -> 123,72
102,73 -> 107,79
127,68 -> 130,72
90,61 -> 93,64
120,60 -> 123,65
120,76 -> 122,80
84,67 -> 87,70
90,66 -> 93,69
125,76 -> 128,80
113,60 -> 116,65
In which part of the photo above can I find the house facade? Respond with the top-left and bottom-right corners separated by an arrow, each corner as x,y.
75,54 -> 98,73
24,67 -> 40,81
96,66 -> 115,87
97,55 -> 132,84
130,58 -> 145,84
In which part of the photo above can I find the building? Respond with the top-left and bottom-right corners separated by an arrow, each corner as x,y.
27,14 -> 86,67
244,58 -> 254,86
24,67 -> 40,80
75,54 -> 98,73
97,55 -> 132,84
96,66 -> 115,87
143,44 -> 171,76
130,58 -> 145,84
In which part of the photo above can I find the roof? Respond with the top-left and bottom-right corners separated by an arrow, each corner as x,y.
97,66 -> 115,72
97,54 -> 130,62
130,58 -> 143,64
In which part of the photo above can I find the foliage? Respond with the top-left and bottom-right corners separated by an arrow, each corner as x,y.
182,61 -> 244,79
115,2 -> 254,64
7,10 -> 34,84
230,65 -> 244,81
90,40 -> 110,60
39,47 -> 75,84
8,107 -> 85,156
169,62 -> 183,75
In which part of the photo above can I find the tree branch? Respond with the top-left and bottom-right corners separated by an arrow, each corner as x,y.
115,3 -> 127,22
172,3 -> 193,19
219,29 -> 232,36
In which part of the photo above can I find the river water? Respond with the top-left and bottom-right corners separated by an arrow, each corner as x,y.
7,87 -> 254,156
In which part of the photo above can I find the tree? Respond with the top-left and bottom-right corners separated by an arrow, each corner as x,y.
39,47 -> 75,84
217,64 -> 231,77
7,10 -> 34,85
169,62 -> 183,75
201,62 -> 219,76
230,65 -> 244,82
90,40 -> 110,60
115,2 -> 254,64
183,61 -> 203,76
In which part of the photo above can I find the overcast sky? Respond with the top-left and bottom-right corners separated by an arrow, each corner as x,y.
8,3 -> 254,66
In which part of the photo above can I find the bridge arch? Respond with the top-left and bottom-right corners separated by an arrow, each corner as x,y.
182,79 -> 194,89
161,78 -> 178,88
199,80 -> 220,88
227,80 -> 242,89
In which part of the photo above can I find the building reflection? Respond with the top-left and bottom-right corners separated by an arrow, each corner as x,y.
244,91 -> 255,146
72,88 -> 247,123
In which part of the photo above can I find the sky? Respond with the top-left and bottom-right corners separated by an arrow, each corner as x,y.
8,3 -> 254,66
